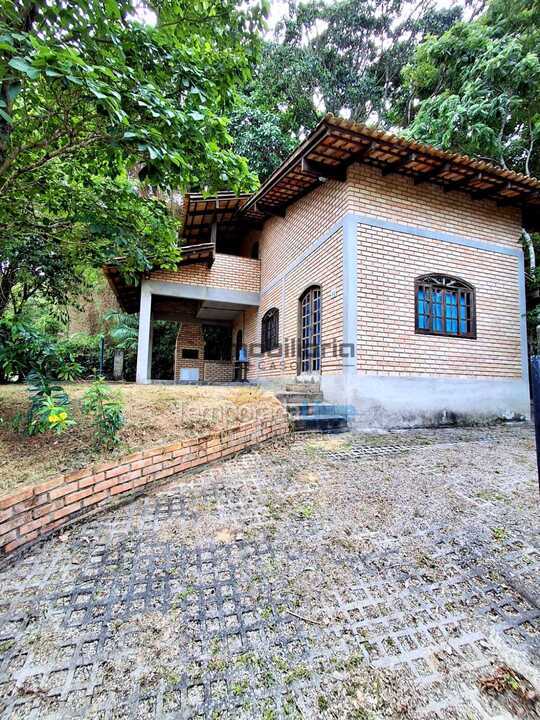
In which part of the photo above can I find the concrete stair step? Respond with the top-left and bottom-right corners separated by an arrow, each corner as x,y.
286,402 -> 344,417
276,391 -> 324,404
292,414 -> 349,433
285,383 -> 321,393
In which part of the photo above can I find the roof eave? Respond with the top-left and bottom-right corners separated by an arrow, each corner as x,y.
239,114 -> 540,221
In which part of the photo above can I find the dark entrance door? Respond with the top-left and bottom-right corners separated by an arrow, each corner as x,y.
299,286 -> 321,374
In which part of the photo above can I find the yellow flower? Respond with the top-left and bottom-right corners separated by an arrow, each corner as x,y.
49,414 -> 59,423
58,411 -> 67,421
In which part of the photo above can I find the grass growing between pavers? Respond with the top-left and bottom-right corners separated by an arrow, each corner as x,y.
0,383 -> 283,496
0,425 -> 538,719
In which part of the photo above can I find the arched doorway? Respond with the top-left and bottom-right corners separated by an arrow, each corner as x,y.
299,285 -> 321,375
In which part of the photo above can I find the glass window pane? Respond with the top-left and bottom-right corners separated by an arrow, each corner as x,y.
417,288 -> 428,329
432,290 -> 443,332
445,291 -> 458,334
416,277 -> 474,338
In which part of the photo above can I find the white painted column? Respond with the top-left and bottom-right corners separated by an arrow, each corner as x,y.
147,318 -> 154,380
136,284 -> 152,384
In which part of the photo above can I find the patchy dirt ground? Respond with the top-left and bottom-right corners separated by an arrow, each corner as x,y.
0,383 -> 282,496
0,424 -> 539,719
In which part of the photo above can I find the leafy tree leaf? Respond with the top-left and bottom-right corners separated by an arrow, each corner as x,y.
8,56 -> 39,79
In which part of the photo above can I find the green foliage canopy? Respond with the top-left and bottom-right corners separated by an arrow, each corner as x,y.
232,0 -> 463,179
0,0 -> 266,319
400,0 -> 540,176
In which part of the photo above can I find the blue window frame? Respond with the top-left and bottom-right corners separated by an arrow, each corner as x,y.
415,275 -> 476,339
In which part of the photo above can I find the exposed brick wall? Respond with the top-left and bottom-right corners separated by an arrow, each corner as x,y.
346,163 -> 522,249
255,283 -> 283,378
174,324 -> 234,382
174,322 -> 204,381
0,414 -> 289,556
253,228 -> 344,379
204,361 -> 234,383
242,308 -> 258,381
283,228 -> 344,377
150,253 -> 261,293
246,165 -> 523,384
259,179 -> 348,290
356,225 -> 523,378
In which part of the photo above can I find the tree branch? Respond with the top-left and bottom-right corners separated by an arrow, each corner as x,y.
0,126 -> 70,179
0,132 -> 111,195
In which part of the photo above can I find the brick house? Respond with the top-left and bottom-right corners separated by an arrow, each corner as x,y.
106,115 -> 540,426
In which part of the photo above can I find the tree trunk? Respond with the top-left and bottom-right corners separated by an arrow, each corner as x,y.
0,270 -> 15,321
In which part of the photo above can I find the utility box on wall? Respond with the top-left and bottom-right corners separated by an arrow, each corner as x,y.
180,367 -> 200,382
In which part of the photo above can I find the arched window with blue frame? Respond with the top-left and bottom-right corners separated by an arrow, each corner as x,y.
415,274 -> 476,339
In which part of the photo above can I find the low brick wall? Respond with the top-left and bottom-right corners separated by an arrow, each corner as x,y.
204,360 -> 234,383
0,414 -> 289,557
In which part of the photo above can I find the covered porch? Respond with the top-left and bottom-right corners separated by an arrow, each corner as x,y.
135,278 -> 259,384
103,190 -> 262,384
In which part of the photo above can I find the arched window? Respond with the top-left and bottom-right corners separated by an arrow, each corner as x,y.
251,241 -> 259,260
415,274 -> 476,339
261,308 -> 279,353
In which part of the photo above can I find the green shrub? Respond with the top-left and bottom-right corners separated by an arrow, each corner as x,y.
25,370 -> 74,435
33,395 -> 75,434
0,321 -> 58,381
0,321 -> 84,382
82,377 -> 124,449
59,333 -> 103,378
56,355 -> 84,382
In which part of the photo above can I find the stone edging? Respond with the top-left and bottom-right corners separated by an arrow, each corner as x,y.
0,414 -> 289,556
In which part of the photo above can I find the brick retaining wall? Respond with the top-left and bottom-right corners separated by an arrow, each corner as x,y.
0,414 -> 289,556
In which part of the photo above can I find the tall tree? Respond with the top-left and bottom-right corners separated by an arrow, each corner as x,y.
398,0 -> 540,176
398,0 -> 540,347
232,0 -> 464,179
0,0 -> 266,319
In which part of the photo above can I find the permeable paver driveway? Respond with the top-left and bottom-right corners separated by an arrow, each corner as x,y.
1,425 -> 539,719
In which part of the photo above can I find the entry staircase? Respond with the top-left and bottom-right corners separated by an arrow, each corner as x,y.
276,382 -> 349,433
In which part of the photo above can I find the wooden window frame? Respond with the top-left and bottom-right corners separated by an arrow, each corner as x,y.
415,274 -> 476,339
261,308 -> 279,353
298,285 -> 322,373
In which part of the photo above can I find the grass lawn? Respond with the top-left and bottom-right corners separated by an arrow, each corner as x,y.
0,383 -> 283,497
